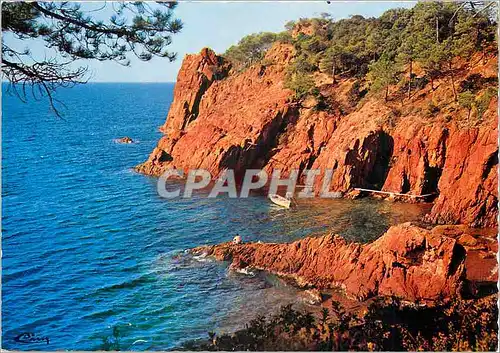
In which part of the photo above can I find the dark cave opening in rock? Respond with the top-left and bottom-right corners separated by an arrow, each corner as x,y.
366,131 -> 394,190
422,165 -> 442,201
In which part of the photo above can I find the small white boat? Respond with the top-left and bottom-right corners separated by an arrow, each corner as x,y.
268,194 -> 291,208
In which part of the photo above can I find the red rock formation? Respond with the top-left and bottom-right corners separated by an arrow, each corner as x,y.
382,122 -> 448,197
426,123 -> 498,227
431,225 -> 498,283
262,108 -> 337,179
136,45 -> 498,227
309,100 -> 393,192
381,116 -> 498,227
136,44 -> 295,178
192,223 -> 467,303
160,48 -> 230,135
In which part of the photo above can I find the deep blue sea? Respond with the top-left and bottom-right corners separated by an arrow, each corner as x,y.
2,83 -> 431,350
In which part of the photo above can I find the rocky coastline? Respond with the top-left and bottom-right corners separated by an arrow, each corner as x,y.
136,21 -> 497,312
136,45 -> 498,228
192,223 -> 497,304
130,6 -> 499,350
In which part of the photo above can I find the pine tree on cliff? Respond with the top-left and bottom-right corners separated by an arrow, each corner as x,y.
367,56 -> 401,102
319,45 -> 347,84
2,2 -> 182,116
223,32 -> 286,71
412,1 -> 495,101
284,1 -> 496,102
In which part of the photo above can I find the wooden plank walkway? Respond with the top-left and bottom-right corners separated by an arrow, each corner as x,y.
354,188 -> 436,199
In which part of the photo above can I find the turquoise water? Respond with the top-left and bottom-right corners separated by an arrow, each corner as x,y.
2,83 -> 431,350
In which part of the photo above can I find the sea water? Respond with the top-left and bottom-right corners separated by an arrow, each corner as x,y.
2,83 -> 431,350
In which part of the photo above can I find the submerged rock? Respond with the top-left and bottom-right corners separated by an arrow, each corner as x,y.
116,136 -> 134,144
192,223 -> 471,303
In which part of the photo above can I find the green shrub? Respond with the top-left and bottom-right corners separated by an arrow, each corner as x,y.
458,88 -> 497,122
460,73 -> 486,92
458,90 -> 476,120
284,71 -> 318,100
459,74 -> 497,93
276,31 -> 293,44
475,87 -> 497,119
184,295 -> 498,351
224,32 -> 280,70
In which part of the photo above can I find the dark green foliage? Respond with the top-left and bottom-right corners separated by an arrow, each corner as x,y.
278,2 -> 496,101
475,87 -> 497,119
459,87 -> 497,121
411,76 -> 429,92
461,74 -> 486,92
217,2 -> 496,102
284,71 -> 318,100
460,73 -> 498,93
185,295 -> 498,351
2,2 -> 182,63
368,56 -> 401,101
398,295 -> 498,351
224,32 -> 289,71
275,31 -> 294,45
458,90 -> 477,119
2,2 -> 182,115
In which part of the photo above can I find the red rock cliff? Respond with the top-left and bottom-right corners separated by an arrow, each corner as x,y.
136,45 -> 498,227
192,223 -> 497,303
192,223 -> 469,303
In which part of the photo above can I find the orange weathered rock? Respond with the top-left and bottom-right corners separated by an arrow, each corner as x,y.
136,45 -> 498,227
136,44 -> 296,179
431,225 -> 498,283
192,223 -> 468,303
425,122 -> 498,227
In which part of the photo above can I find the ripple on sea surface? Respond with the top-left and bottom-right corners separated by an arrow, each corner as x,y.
2,83 -> 433,350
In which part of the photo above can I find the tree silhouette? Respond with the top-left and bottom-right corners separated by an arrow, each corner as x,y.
2,1 -> 182,116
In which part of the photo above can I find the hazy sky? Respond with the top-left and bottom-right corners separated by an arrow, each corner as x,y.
6,1 -> 417,82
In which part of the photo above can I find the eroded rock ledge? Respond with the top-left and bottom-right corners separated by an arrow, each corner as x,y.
192,223 -> 497,303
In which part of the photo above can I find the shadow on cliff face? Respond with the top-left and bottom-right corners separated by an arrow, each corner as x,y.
366,130 -> 394,190
218,144 -> 245,176
422,165 -> 442,199
421,128 -> 448,200
180,51 -> 231,131
481,150 -> 499,180
218,106 -> 300,181
218,125 -> 396,192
